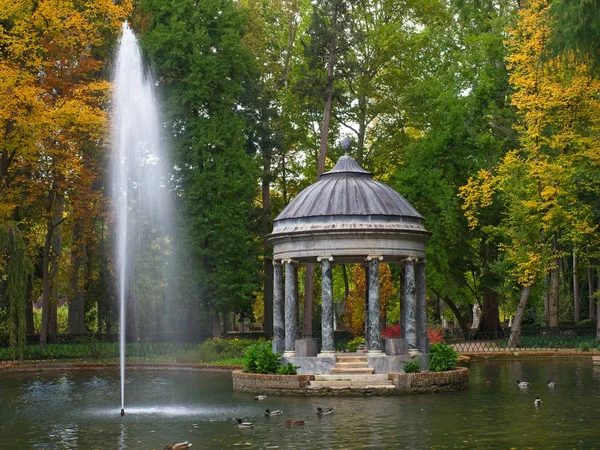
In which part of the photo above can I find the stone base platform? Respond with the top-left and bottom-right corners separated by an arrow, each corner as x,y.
232,367 -> 468,396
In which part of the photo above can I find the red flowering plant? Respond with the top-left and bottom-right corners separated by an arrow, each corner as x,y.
381,324 -> 401,338
427,327 -> 444,344
381,324 -> 445,343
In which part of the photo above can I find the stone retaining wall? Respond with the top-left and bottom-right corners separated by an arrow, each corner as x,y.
233,368 -> 468,395
388,367 -> 469,393
232,370 -> 315,393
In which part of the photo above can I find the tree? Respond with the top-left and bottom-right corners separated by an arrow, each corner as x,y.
394,0 -> 519,332
140,0 -> 261,335
460,0 -> 600,341
0,0 -> 131,347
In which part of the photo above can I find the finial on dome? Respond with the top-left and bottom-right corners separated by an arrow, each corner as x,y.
341,137 -> 351,155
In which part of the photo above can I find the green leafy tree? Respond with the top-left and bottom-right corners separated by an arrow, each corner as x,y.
140,0 -> 261,334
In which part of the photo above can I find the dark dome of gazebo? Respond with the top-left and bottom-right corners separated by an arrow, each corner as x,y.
275,154 -> 423,225
268,153 -> 429,263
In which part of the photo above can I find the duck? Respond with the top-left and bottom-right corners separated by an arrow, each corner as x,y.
548,381 -> 556,388
285,419 -> 305,426
265,408 -> 283,416
485,380 -> 492,386
254,395 -> 267,401
236,418 -> 254,428
164,442 -> 192,450
534,397 -> 542,406
316,407 -> 335,415
516,380 -> 529,388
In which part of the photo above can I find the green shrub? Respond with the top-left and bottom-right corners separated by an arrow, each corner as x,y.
403,359 -> 421,373
429,342 -> 459,372
578,342 -> 591,352
197,338 -> 262,363
277,362 -> 299,375
347,336 -> 365,352
243,342 -> 280,374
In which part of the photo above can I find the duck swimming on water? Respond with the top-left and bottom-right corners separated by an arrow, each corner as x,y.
548,381 -> 556,388
534,397 -> 542,406
164,441 -> 192,450
254,395 -> 267,401
236,418 -> 254,428
317,407 -> 335,415
265,408 -> 283,416
516,380 -> 529,388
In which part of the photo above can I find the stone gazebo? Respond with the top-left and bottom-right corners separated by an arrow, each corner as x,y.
268,152 -> 431,374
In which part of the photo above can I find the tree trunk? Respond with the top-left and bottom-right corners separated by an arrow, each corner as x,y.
316,0 -> 338,177
68,219 -> 87,335
508,285 -> 531,348
48,193 -> 64,342
262,142 -> 273,337
342,264 -> 349,303
40,187 -> 57,348
477,287 -> 503,333
549,261 -> 560,327
544,270 -> 550,327
588,263 -> 595,323
25,273 -> 34,337
436,291 -> 470,334
211,310 -> 222,338
573,251 -> 580,323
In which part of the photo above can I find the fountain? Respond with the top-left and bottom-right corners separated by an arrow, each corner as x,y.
111,21 -> 174,415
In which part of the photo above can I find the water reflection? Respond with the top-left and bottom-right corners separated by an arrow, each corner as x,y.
1,360 -> 599,448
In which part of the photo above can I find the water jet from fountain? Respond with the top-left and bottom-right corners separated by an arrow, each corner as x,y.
111,21 -> 174,414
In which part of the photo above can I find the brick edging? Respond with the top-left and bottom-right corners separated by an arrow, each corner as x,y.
233,368 -> 469,395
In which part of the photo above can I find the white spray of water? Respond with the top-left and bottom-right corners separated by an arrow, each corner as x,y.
111,22 -> 172,411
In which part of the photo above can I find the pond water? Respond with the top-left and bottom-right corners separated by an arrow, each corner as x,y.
1,359 -> 599,449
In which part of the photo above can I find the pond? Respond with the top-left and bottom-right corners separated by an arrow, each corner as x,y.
1,359 -> 599,449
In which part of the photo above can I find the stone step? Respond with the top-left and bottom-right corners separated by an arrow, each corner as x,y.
336,355 -> 368,363
315,374 -> 389,382
308,381 -> 395,390
335,362 -> 369,369
310,380 -> 393,387
330,367 -> 374,374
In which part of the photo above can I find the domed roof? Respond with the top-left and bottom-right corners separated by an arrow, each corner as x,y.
269,153 -> 428,263
274,154 -> 423,224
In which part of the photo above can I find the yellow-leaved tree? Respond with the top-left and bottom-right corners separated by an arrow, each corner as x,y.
459,0 -> 600,345
0,0 -> 132,349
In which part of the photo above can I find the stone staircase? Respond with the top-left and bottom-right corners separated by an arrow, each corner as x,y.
308,354 -> 395,390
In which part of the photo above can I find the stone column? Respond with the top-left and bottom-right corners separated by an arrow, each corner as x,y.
364,264 -> 370,348
404,257 -> 418,352
319,256 -> 334,354
400,263 -> 406,339
273,261 -> 285,354
416,261 -> 428,354
367,256 -> 383,353
284,260 -> 298,356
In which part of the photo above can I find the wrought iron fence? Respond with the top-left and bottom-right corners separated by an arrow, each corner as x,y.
446,328 -> 600,353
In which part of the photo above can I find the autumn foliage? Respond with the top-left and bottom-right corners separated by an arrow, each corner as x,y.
344,263 -> 396,335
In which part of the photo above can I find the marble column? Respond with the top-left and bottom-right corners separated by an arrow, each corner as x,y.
284,260 -> 298,356
273,261 -> 285,354
367,256 -> 383,353
319,257 -> 334,353
364,264 -> 370,348
416,261 -> 428,354
404,257 -> 418,351
400,263 -> 406,339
